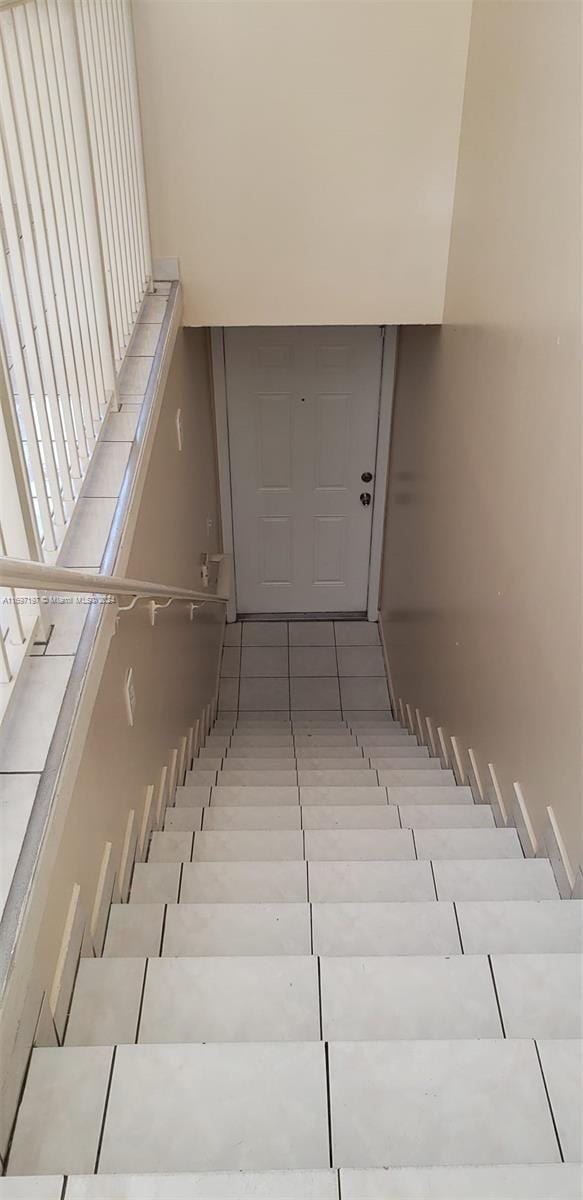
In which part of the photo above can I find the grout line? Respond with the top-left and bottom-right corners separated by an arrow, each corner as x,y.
158,904 -> 168,956
411,828 -> 419,860
397,804 -> 403,829
453,900 -> 464,953
316,954 -> 324,1040
134,958 -> 149,1043
324,1041 -> 334,1168
94,1044 -> 117,1173
337,1166 -> 343,1200
429,859 -> 439,900
59,1178 -> 67,1200
534,1041 -> 565,1162
487,955 -> 506,1038
177,861 -> 184,901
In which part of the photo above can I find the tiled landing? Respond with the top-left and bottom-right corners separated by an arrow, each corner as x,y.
219,621 -> 390,713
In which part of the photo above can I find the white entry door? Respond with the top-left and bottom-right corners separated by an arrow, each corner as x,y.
225,326 -> 383,613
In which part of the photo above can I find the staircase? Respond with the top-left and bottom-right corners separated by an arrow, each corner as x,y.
4,621 -> 582,1199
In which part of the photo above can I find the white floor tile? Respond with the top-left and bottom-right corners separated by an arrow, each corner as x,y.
103,904 -> 164,957
304,829 -> 414,861
291,678 -> 341,709
434,860 -> 559,901
339,1165 -> 582,1198
0,1180 -> 64,1198
241,622 -> 289,646
175,785 -> 212,807
7,1047 -> 112,1175
218,771 -> 298,787
537,1040 -> 583,1161
98,1042 -> 328,1173
102,407 -> 139,441
218,678 -> 239,709
456,901 -> 583,953
298,771 -> 378,788
339,679 -> 389,709
301,787 -> 387,807
220,647 -> 241,677
180,862 -> 308,903
130,863 -> 180,904
312,902 -> 460,955
239,679 -> 290,711
115,354 -> 153,395
224,748 -> 296,758
149,831 -> 193,862
223,624 -> 242,646
139,957 -> 320,1043
295,746 -> 363,757
337,647 -> 385,677
292,711 -> 346,722
308,862 -> 435,903
415,827 -> 523,860
0,657 -> 74,773
163,903 -> 311,956
65,958 -> 145,1046
388,785 -> 471,805
302,807 -> 400,830
380,771 -> 456,788
0,774 -> 40,911
222,760 -> 295,771
128,320 -> 162,355
193,831 -> 303,861
289,648 -> 337,676
492,955 -> 583,1038
211,786 -> 299,807
204,807 -> 302,830
400,805 -> 494,828
288,621 -> 334,646
59,498 -> 117,569
334,622 -> 380,645
329,1039 -> 559,1167
321,956 -> 501,1040
83,441 -> 131,498
187,760 -> 223,774
241,648 -> 289,677
370,755 -> 437,768
231,735 -> 294,746
164,808 -> 204,832
67,1170 -> 339,1199
296,759 -> 371,770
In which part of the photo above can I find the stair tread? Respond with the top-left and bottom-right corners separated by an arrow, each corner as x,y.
10,1040 -> 575,1177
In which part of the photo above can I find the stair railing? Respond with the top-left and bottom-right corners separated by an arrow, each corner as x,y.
0,553 -> 231,613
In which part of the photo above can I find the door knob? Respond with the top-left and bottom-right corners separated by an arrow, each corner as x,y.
361,471 -> 373,483
360,492 -> 372,507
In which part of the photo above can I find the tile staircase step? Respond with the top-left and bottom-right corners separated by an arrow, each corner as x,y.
211,786 -> 300,806
303,829 -> 415,861
491,954 -> 583,1038
98,1042 -> 329,1174
221,748 -> 298,758
289,759 -> 372,770
328,1039 -> 560,1167
302,807 -> 401,829
179,770 -> 217,786
130,862 -> 181,904
149,831 -> 194,862
12,1039 -> 566,1176
104,904 -> 165,957
180,862 -> 308,903
536,1039 -> 583,1161
399,804 -> 495,828
163,903 -> 312,956
414,827 -> 523,859
387,785 -> 471,805
211,759 -> 299,771
379,770 -> 456,786
300,787 -> 388,806
434,859 -> 560,900
53,1166 -> 583,1200
297,771 -> 380,787
320,955 -> 502,1040
218,771 -> 299,786
64,1172 -> 339,1198
456,900 -> 583,952
308,862 -> 436,903
192,830 -> 304,861
202,807 -> 303,830
65,958 -> 145,1047
164,808 -> 205,831
312,902 -> 460,955
139,956 -> 320,1044
175,786 -> 211,807
339,1165 -> 582,1199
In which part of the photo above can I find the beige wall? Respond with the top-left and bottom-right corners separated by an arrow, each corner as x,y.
132,0 -> 471,326
1,326 -> 223,1151
381,0 -> 582,867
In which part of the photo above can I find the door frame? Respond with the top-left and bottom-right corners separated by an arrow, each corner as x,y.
210,325 -> 397,623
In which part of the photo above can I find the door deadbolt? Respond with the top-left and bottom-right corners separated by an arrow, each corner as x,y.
360,492 -> 372,507
361,471 -> 373,483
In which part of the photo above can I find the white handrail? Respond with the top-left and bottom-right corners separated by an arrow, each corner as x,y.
0,554 -> 231,606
